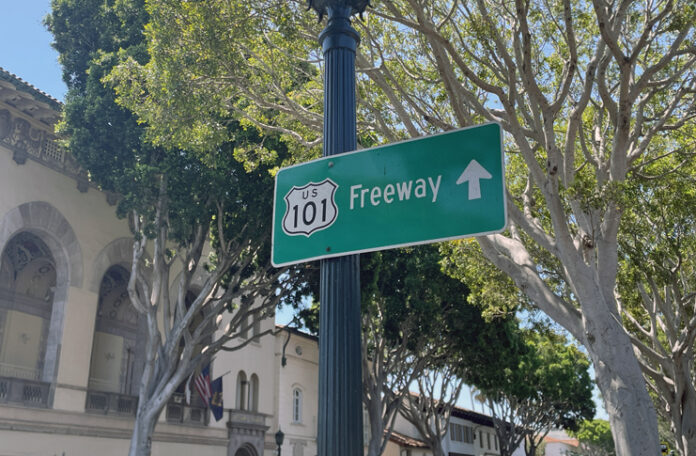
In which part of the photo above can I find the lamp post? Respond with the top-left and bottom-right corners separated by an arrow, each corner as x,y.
275,428 -> 285,456
305,1 -> 369,455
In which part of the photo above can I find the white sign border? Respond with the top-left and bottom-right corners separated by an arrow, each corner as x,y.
271,122 -> 507,267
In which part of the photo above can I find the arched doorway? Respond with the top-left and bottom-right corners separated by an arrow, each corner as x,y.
87,265 -> 141,394
0,232 -> 56,381
0,232 -> 57,407
233,443 -> 258,456
0,201 -> 82,400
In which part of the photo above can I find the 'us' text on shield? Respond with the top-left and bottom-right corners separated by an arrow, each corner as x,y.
282,179 -> 339,236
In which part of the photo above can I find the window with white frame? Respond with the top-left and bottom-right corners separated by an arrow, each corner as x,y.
449,422 -> 474,444
292,387 -> 303,423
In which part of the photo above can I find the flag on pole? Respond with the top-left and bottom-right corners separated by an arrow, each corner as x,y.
194,364 -> 212,405
209,376 -> 224,421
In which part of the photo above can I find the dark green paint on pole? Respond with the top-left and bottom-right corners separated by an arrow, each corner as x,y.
313,3 -> 364,456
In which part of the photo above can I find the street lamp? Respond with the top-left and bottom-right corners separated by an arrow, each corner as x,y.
275,428 -> 285,456
305,2 -> 369,456
307,0 -> 370,21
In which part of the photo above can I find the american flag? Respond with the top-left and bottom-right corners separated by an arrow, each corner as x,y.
194,364 -> 212,405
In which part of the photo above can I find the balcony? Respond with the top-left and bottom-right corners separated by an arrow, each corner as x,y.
0,376 -> 50,408
85,390 -> 138,416
165,392 -> 209,426
227,409 -> 267,428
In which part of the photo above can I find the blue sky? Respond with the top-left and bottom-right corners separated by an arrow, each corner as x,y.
1,0 -> 67,101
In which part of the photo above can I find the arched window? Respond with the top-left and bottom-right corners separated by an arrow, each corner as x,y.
292,387 -> 303,423
0,232 -> 56,381
236,370 -> 248,410
249,373 -> 259,412
87,265 -> 141,394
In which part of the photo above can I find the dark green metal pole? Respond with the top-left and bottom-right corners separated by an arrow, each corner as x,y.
317,5 -> 363,456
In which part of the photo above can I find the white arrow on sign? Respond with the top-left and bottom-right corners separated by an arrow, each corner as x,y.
456,159 -> 492,200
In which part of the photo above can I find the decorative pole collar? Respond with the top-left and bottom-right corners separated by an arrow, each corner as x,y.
306,0 -> 371,21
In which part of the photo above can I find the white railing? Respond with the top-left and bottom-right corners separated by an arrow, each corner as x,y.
0,376 -> 50,407
0,362 -> 40,381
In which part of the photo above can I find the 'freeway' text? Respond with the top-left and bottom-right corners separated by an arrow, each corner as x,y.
349,176 -> 442,210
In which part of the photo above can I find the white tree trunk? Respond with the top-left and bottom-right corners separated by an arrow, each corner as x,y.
479,233 -> 660,455
129,407 -> 158,456
669,359 -> 696,456
583,304 -> 660,455
366,398 -> 385,456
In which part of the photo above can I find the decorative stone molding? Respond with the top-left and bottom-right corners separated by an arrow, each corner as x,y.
88,238 -> 135,294
105,191 -> 119,207
76,172 -> 90,193
12,149 -> 27,165
0,202 -> 83,288
227,410 -> 268,456
0,106 -> 95,193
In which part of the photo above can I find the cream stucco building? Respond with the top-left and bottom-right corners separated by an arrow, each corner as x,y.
0,66 -> 318,456
0,67 -> 505,456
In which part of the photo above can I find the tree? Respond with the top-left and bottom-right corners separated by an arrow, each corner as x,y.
359,246 -> 521,456
301,247 -> 453,456
300,245 -> 521,456
617,151 -> 696,456
358,247 -> 455,456
400,364 -> 465,456
478,328 -> 595,456
568,419 -> 616,456
107,0 -> 696,453
46,1 -> 307,455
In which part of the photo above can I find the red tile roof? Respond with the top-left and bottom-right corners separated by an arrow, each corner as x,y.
388,430 -> 429,448
543,436 -> 579,447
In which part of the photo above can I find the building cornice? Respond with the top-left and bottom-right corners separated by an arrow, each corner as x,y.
0,405 -> 228,446
0,67 -> 62,115
0,69 -> 117,204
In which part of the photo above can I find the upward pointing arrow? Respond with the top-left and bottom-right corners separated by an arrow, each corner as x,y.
456,160 -> 493,200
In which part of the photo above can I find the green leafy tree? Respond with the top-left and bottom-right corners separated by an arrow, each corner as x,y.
46,2 -> 306,455
479,329 -> 595,456
568,419 -> 615,456
359,247 -> 462,456
617,149 -> 696,456
301,245 -> 521,456
106,0 -> 696,453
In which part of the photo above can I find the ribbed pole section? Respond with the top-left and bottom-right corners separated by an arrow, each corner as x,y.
318,6 -> 363,456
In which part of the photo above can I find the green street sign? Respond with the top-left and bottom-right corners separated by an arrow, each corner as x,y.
272,122 -> 506,266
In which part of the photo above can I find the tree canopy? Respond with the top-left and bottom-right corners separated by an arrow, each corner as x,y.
568,419 -> 616,456
481,328 -> 595,456
103,0 -> 696,453
616,147 -> 696,455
